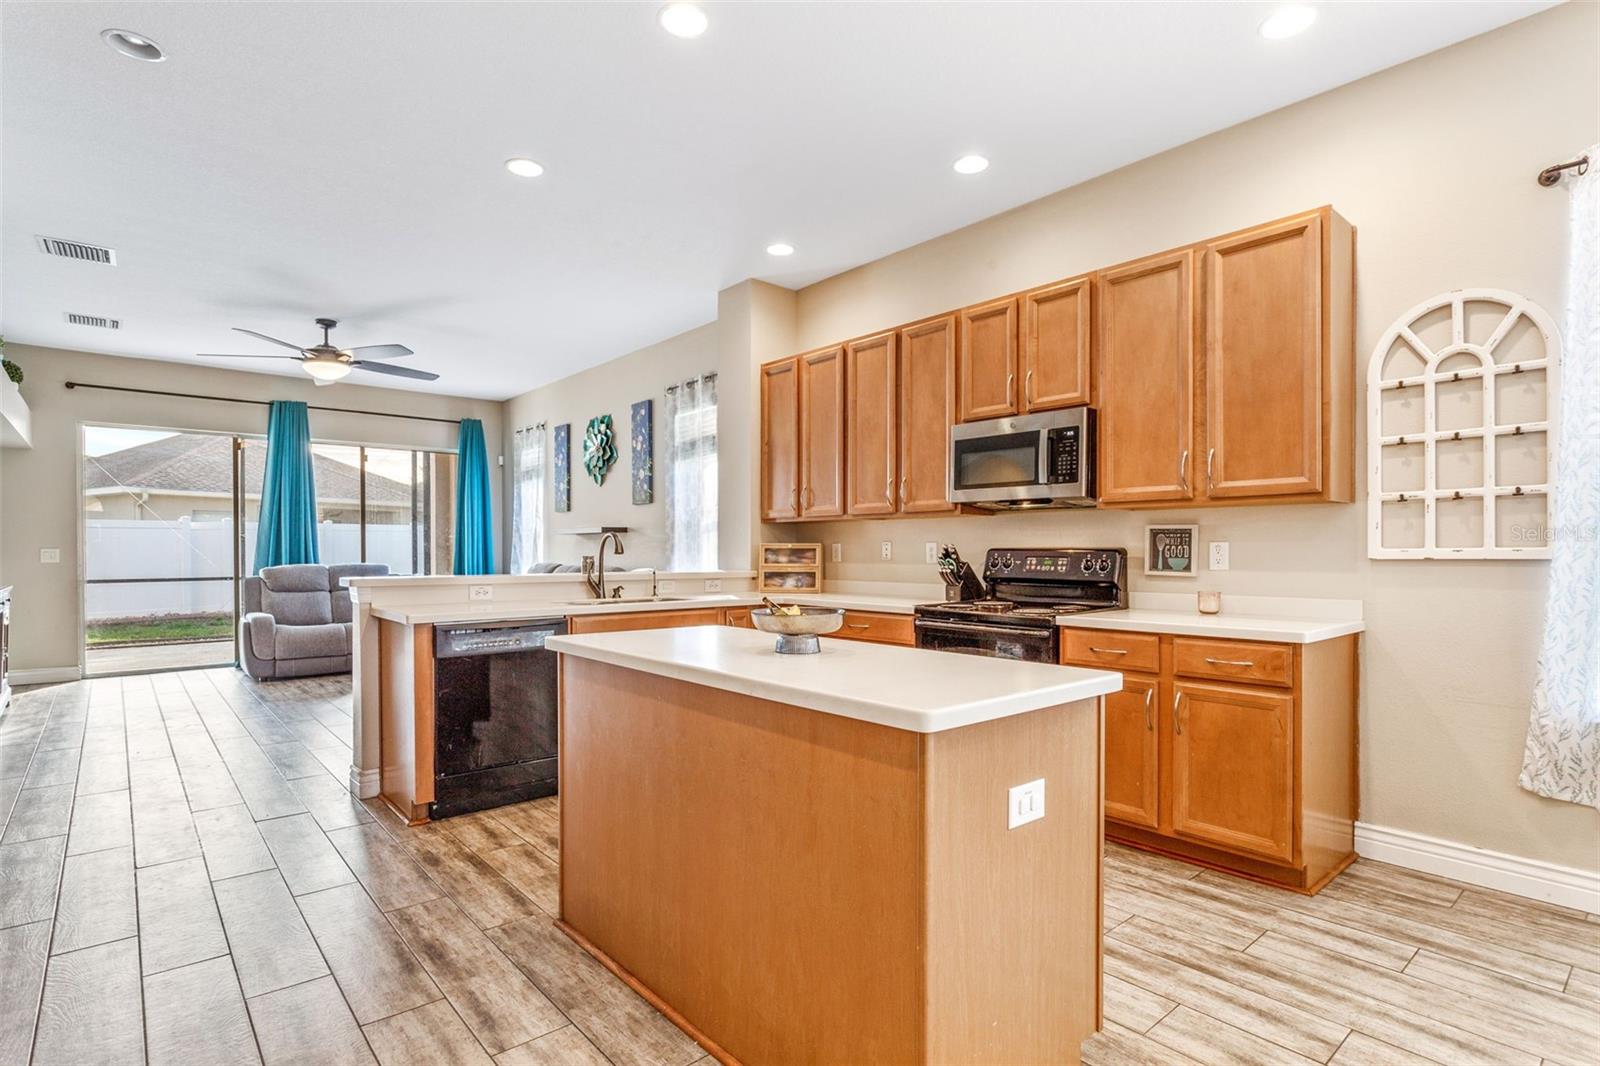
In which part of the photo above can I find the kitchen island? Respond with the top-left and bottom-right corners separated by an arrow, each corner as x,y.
547,625 -> 1122,1065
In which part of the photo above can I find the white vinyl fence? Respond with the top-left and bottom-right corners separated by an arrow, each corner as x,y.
85,518 -> 416,621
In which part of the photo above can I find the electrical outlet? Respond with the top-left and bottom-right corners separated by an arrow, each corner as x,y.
658,579 -> 676,593
1209,542 -> 1230,571
880,541 -> 893,561
469,584 -> 493,601
39,548 -> 60,564
830,543 -> 842,563
704,578 -> 722,592
1008,779 -> 1046,829
925,542 -> 938,564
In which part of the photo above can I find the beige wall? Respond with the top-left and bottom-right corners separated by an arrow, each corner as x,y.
771,4 -> 1598,871
501,323 -> 719,569
0,344 -> 503,673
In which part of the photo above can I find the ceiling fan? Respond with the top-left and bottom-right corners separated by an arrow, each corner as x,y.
197,317 -> 439,385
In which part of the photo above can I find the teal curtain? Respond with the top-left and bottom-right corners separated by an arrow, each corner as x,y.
252,400 -> 319,573
453,418 -> 495,575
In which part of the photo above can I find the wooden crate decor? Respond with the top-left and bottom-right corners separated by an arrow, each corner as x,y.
554,423 -> 571,512
631,399 -> 653,505
1145,525 -> 1197,577
759,543 -> 823,592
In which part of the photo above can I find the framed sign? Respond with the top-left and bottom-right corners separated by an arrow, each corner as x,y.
1145,525 -> 1197,577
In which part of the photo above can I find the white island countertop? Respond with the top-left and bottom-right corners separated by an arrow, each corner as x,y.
547,625 -> 1122,734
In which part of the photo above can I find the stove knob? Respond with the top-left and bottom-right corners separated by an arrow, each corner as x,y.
1096,555 -> 1112,575
1080,556 -> 1094,574
1003,553 -> 1015,569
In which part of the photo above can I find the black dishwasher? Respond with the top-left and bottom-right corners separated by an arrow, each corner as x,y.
432,618 -> 566,818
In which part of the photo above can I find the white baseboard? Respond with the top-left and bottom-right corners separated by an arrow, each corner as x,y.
1355,821 -> 1600,914
8,666 -> 83,686
349,765 -> 381,800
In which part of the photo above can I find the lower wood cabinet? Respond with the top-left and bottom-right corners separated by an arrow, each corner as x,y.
1064,627 -> 1358,893
722,606 -> 755,629
566,608 -> 724,635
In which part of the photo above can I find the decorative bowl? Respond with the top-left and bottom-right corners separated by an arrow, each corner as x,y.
750,606 -> 844,654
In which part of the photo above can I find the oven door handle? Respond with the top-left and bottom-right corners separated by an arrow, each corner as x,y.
915,618 -> 1053,639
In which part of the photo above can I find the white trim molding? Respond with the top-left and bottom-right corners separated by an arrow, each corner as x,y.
349,765 -> 381,800
9,666 -> 84,686
1355,821 -> 1600,914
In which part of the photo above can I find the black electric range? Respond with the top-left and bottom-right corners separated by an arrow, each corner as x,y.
914,548 -> 1128,662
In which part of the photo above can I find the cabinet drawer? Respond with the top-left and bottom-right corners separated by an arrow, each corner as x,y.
567,608 -> 724,635
1060,629 -> 1160,674
1173,638 -> 1292,688
835,610 -> 914,646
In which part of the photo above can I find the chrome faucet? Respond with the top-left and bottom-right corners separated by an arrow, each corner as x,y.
581,532 -> 626,599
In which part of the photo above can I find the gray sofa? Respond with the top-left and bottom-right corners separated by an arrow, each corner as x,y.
240,563 -> 389,680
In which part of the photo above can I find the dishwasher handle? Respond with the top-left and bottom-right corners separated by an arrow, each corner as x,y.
435,619 -> 568,658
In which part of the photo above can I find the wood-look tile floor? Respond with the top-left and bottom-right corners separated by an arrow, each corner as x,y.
1,670 -> 1595,1066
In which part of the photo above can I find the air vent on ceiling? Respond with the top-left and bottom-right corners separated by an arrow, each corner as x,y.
36,236 -> 117,265
66,312 -> 121,330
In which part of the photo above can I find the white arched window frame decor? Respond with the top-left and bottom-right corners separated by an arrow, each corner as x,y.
1367,289 -> 1561,560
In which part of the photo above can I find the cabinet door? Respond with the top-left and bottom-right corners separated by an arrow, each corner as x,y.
1170,681 -> 1295,863
799,346 -> 846,518
722,607 -> 756,629
1022,275 -> 1092,411
1204,211 -> 1323,498
898,315 -> 957,513
1104,675 -> 1159,829
760,358 -> 800,520
846,331 -> 898,516
1097,250 -> 1196,504
957,297 -> 1019,422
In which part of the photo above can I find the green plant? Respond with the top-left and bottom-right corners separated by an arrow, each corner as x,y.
0,336 -> 17,384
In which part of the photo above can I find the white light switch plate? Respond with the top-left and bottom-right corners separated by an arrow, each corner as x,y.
40,548 -> 60,564
1008,778 -> 1045,829
704,578 -> 722,592
830,543 -> 842,563
925,542 -> 938,564
1209,542 -> 1230,571
880,541 -> 893,561
469,584 -> 493,601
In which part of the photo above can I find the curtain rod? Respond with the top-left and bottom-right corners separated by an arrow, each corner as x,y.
664,371 -> 718,392
1537,154 -> 1589,186
63,381 -> 464,426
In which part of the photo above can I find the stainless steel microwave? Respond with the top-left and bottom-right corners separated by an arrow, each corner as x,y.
948,408 -> 1097,508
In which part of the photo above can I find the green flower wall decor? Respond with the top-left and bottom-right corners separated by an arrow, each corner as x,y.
583,414 -> 618,484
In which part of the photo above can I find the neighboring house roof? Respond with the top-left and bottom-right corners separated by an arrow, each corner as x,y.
83,433 -> 413,506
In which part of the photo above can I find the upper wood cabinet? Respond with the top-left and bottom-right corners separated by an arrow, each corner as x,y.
1021,275 -> 1092,411
957,296 -> 1019,422
1170,680 -> 1295,864
846,331 -> 898,517
898,315 -> 958,514
799,345 -> 846,519
760,358 -> 800,521
1202,208 -> 1353,503
1096,249 -> 1197,505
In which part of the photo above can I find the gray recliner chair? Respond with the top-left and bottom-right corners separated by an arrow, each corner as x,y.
240,563 -> 389,680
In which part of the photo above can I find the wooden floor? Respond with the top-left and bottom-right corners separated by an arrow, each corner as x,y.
0,670 -> 1594,1066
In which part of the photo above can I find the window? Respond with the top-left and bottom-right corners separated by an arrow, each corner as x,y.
510,425 -> 546,573
665,373 -> 718,571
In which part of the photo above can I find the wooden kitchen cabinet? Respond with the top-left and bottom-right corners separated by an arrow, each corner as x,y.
799,345 -> 846,518
1062,626 -> 1358,893
897,315 -> 959,514
957,296 -> 1019,422
846,331 -> 898,516
1021,275 -> 1093,411
1095,248 -> 1197,505
833,610 -> 914,646
722,606 -> 755,629
1103,673 -> 1159,829
566,608 -> 724,635
760,358 -> 801,521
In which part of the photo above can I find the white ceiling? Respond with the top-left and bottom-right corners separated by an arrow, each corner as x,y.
1,1 -> 1554,400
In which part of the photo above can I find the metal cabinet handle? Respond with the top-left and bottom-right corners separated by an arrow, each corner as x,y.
803,486 -> 815,509
1025,368 -> 1034,404
1204,656 -> 1256,668
1179,449 -> 1190,494
1143,687 -> 1154,731
884,479 -> 893,505
790,487 -> 799,512
1206,448 -> 1216,492
1088,647 -> 1129,655
846,623 -> 870,630
1172,691 -> 1183,735
899,475 -> 908,505
1006,372 -> 1015,404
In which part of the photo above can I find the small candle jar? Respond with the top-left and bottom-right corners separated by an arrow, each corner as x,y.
1197,591 -> 1222,615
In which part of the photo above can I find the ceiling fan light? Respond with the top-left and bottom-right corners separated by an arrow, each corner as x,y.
302,359 -> 352,382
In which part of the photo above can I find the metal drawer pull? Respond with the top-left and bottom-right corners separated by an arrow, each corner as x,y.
1204,656 -> 1256,668
1088,647 -> 1129,655
1172,691 -> 1183,735
846,623 -> 871,630
1143,687 -> 1154,730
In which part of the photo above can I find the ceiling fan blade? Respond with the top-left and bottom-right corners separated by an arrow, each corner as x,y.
351,360 -> 439,381
231,327 -> 308,352
196,353 -> 304,360
342,343 -> 414,360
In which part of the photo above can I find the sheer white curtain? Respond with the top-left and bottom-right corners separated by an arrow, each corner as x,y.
1521,146 -> 1600,810
665,373 -> 718,572
509,425 -> 545,573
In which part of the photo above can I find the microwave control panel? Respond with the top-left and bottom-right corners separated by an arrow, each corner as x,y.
1045,426 -> 1080,484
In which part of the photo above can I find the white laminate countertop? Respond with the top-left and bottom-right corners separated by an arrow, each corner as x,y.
1057,608 -> 1364,644
367,591 -> 927,626
546,626 -> 1122,734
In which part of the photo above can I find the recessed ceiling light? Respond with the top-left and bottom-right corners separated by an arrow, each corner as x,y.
505,158 -> 545,178
953,154 -> 990,175
1258,4 -> 1317,39
101,28 -> 165,62
658,2 -> 709,38
766,243 -> 795,257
